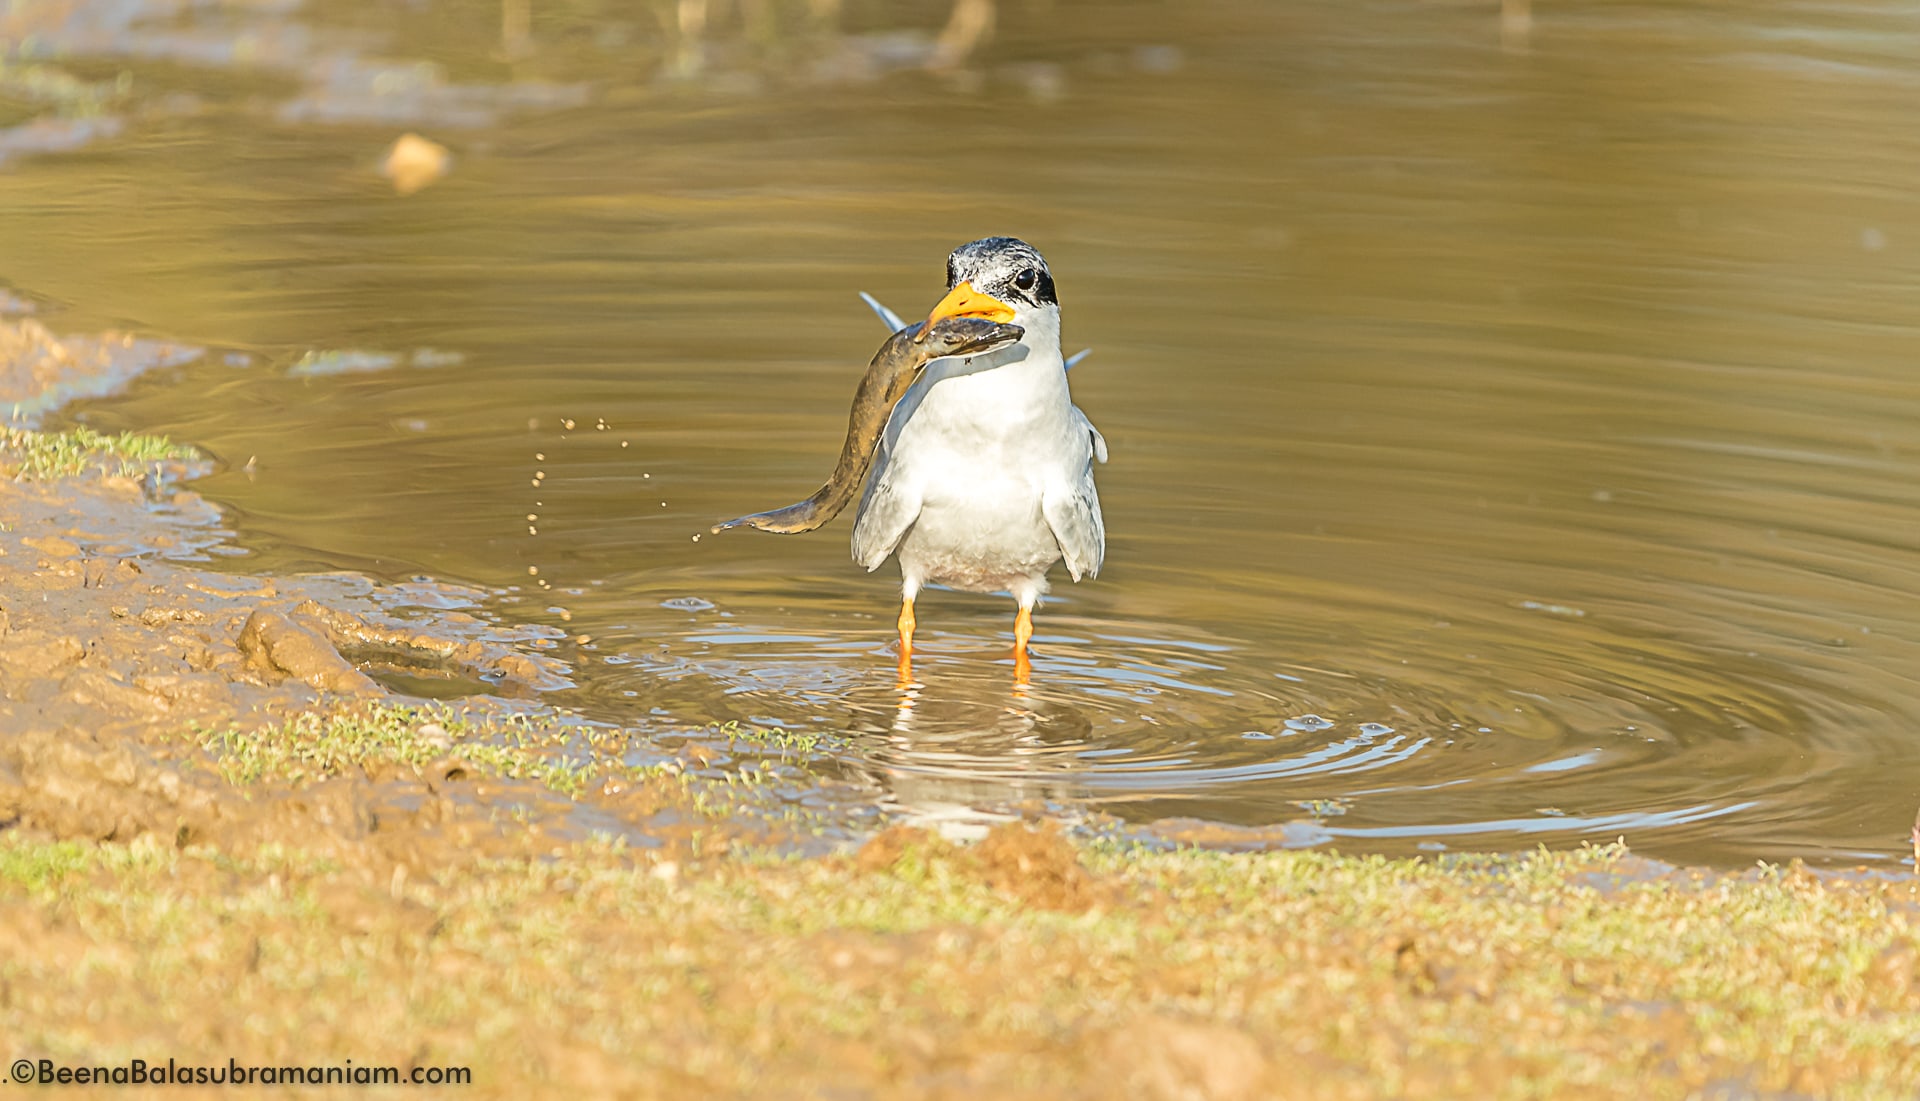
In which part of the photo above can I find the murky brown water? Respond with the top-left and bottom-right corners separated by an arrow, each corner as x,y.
7,0 -> 1920,864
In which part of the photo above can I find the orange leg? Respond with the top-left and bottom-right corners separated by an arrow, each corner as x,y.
1013,604 -> 1034,684
895,597 -> 916,685
897,597 -> 916,653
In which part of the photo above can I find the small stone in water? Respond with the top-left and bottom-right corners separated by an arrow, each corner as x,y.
1284,714 -> 1335,732
381,132 -> 451,195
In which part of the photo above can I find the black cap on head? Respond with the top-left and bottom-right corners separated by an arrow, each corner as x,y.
945,236 -> 1057,307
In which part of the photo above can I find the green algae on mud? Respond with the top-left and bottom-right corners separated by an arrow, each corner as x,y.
1,825 -> 1915,1100
188,705 -> 659,795
2,424 -> 198,481
159,700 -> 875,857
180,702 -> 860,834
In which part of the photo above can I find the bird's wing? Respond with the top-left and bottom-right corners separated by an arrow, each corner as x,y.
1042,406 -> 1107,581
1064,347 -> 1093,370
858,292 -> 910,333
850,452 -> 922,571
1086,414 -> 1109,464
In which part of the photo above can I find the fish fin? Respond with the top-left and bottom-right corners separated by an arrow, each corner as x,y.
858,292 -> 910,333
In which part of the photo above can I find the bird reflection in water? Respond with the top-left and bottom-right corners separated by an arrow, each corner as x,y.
870,660 -> 1099,837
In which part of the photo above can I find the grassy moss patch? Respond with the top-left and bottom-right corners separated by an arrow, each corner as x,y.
191,705 -> 660,797
2,425 -> 198,480
179,703 -> 852,844
1,824 -> 1914,1100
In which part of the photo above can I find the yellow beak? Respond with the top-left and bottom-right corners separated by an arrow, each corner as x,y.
926,280 -> 1016,325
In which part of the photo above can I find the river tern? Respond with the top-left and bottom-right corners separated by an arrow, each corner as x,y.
853,237 -> 1107,678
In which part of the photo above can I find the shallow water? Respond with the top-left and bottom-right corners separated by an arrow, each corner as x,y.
8,0 -> 1920,864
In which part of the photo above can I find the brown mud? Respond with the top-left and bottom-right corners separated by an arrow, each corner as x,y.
2,310 -> 1918,1099
0,432 -> 857,873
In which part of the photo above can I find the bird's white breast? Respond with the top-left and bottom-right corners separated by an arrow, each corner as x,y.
877,328 -> 1089,592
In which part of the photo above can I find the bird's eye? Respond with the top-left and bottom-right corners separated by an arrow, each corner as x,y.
1013,268 -> 1037,292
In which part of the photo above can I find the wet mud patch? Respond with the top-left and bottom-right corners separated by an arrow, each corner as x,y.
0,315 -> 571,715
0,318 -> 202,426
0,440 -> 593,865
0,434 -> 566,715
0,460 -> 864,860
0,458 -> 876,863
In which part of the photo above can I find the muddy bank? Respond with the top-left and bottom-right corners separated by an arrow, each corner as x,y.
0,313 -> 874,873
0,425 -> 864,870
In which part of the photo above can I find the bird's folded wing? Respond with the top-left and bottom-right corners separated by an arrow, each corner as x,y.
1042,407 -> 1108,581
1043,478 -> 1105,582
851,474 -> 922,571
